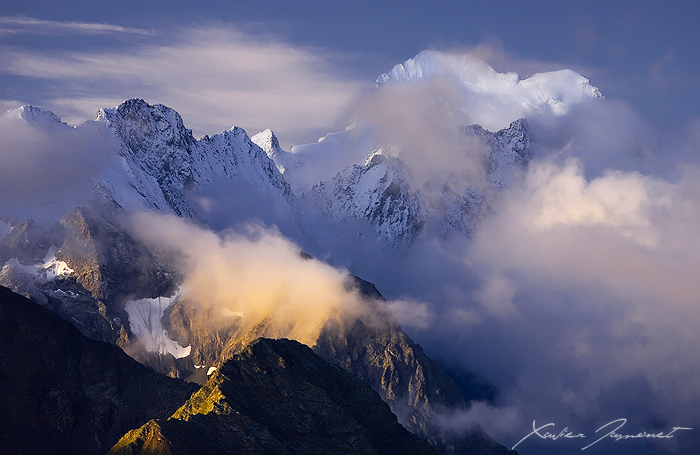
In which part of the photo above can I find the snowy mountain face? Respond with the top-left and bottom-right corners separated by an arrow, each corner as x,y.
306,152 -> 428,247
304,119 -> 530,245
0,99 -> 304,349
251,128 -> 294,174
9,104 -> 64,126
94,99 -> 298,225
0,99 -> 298,231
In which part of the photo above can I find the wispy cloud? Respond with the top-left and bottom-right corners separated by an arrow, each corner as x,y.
0,21 -> 365,147
0,15 -> 153,36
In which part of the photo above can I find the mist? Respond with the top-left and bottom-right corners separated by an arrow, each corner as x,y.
129,212 -> 377,347
0,109 -> 112,225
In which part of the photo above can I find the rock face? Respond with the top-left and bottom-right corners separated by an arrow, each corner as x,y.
109,338 -> 439,455
49,199 -> 177,307
0,286 -> 198,455
314,299 -> 515,455
0,199 -> 177,343
307,152 -> 427,247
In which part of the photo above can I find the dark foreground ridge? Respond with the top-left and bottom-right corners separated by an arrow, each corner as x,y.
109,337 -> 440,455
0,286 -> 198,455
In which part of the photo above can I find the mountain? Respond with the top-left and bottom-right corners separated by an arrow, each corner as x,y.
108,338 -> 439,455
0,99 -> 300,233
0,96 -> 530,455
0,285 -> 197,455
0,50 -> 610,455
306,152 -> 427,247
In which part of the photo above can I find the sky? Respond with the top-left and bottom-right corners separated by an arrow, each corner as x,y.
3,2 -> 700,454
1,0 -> 699,148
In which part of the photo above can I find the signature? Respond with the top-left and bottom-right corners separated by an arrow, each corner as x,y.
512,419 -> 692,451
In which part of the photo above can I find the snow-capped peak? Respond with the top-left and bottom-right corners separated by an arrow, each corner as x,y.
96,98 -> 196,153
375,50 -> 603,131
252,129 -> 289,174
377,50 -> 519,88
251,129 -> 281,156
3,105 -> 66,127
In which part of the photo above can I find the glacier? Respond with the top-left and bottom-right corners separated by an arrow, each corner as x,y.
124,288 -> 191,359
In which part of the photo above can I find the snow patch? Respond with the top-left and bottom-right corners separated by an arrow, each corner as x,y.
41,249 -> 74,279
124,288 -> 192,359
1,248 -> 74,280
207,367 -> 217,376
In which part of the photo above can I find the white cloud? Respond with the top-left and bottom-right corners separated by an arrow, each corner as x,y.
386,298 -> 434,329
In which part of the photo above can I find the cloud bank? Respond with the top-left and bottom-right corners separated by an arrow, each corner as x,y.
0,109 -> 112,223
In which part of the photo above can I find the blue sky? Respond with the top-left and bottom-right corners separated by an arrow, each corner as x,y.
1,0 -> 699,146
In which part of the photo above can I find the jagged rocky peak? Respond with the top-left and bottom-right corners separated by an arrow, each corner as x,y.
108,337 -> 439,455
97,98 -> 196,153
90,98 -> 299,221
252,128 -> 296,175
306,116 -> 536,247
459,117 -> 531,188
307,149 -> 426,246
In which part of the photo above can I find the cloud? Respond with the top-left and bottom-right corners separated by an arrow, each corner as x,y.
129,212 -> 377,347
438,156 -> 700,451
0,15 -> 153,36
433,402 -> 524,443
344,78 -> 488,184
0,22 -> 365,148
385,298 -> 434,329
649,49 -> 677,86
526,98 -> 659,178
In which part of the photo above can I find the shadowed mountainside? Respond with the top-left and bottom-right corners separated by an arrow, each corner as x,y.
0,286 -> 197,455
